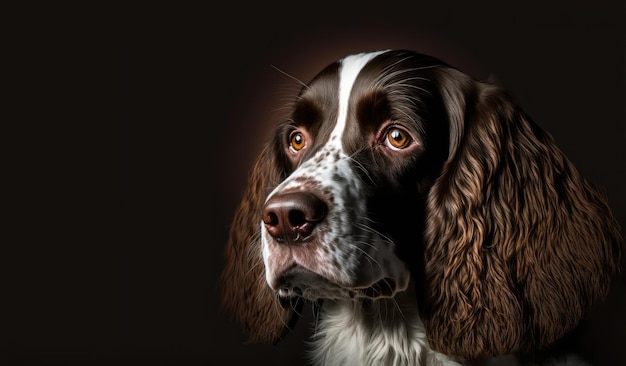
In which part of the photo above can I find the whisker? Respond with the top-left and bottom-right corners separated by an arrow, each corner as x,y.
311,301 -> 322,339
390,297 -> 406,322
271,64 -> 309,89
349,243 -> 382,272
355,222 -> 395,246
345,151 -> 375,185
273,298 -> 293,332
291,297 -> 303,318
350,236 -> 379,251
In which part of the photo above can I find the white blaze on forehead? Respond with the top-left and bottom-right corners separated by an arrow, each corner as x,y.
331,51 -> 387,146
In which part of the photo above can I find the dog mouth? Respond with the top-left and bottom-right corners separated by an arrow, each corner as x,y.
277,277 -> 399,301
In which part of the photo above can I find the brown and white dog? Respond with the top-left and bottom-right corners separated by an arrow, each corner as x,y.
221,49 -> 623,365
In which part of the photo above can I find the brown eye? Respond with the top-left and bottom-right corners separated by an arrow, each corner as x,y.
290,131 -> 306,151
386,127 -> 410,149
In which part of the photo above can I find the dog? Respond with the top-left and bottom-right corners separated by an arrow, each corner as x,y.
221,49 -> 623,365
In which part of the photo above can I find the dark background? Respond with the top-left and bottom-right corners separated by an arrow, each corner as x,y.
5,2 -> 625,365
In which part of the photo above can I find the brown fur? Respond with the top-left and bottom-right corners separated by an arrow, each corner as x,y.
422,68 -> 623,359
220,142 -> 295,343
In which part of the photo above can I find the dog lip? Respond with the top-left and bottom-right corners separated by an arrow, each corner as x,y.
270,263 -> 298,290
355,278 -> 397,299
273,265 -> 320,291
273,266 -> 350,300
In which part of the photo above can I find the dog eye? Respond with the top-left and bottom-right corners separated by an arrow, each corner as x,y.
289,131 -> 306,152
386,127 -> 411,149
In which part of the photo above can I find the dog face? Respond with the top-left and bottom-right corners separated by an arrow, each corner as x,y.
221,49 -> 623,359
261,51 -> 449,302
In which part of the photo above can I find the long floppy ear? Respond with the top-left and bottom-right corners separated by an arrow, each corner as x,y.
220,142 -> 299,343
421,69 -> 623,359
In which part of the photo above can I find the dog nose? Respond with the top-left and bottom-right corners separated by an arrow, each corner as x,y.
262,192 -> 327,244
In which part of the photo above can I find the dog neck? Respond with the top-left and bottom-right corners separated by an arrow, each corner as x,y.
306,288 -> 460,366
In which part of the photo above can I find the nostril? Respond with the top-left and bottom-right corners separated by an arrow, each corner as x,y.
264,211 -> 279,226
288,209 -> 306,227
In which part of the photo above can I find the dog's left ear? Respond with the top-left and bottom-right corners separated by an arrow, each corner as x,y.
421,68 -> 623,359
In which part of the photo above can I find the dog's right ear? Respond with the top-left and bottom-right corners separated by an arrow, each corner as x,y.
220,142 -> 299,343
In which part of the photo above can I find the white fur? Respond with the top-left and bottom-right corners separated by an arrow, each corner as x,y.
307,291 -> 588,366
308,287 -> 460,366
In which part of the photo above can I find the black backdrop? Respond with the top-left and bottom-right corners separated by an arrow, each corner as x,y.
5,2 -> 625,365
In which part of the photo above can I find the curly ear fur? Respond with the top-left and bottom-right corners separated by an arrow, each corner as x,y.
422,69 -> 623,359
220,142 -> 298,343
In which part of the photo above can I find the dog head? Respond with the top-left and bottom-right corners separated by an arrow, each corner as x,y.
221,49 -> 623,358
